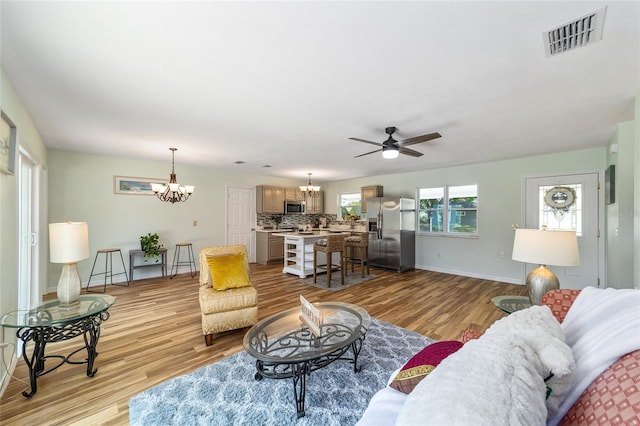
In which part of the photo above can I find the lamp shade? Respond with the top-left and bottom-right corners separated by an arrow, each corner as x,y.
512,228 -> 579,267
49,222 -> 89,263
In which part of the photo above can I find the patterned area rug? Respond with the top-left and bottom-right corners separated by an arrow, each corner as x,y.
129,318 -> 433,425
301,272 -> 378,291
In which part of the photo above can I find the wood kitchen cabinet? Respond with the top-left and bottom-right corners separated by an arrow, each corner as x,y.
361,185 -> 383,213
256,231 -> 285,264
305,191 -> 324,214
285,188 -> 305,201
256,185 -> 285,214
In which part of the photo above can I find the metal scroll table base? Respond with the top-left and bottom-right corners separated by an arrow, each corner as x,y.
252,331 -> 367,418
16,311 -> 110,398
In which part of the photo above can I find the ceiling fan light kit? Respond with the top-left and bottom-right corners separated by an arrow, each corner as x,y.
350,126 -> 441,160
382,145 -> 399,159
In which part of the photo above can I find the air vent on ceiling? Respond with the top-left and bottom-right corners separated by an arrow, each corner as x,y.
543,6 -> 606,57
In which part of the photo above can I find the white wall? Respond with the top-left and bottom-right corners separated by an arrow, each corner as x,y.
0,67 -> 48,393
322,147 -> 606,284
46,150 -> 301,290
635,92 -> 640,289
606,121 -> 636,289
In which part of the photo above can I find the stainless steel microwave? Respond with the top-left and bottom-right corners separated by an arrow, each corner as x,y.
284,200 -> 306,214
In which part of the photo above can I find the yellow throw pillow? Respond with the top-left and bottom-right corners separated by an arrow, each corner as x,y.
206,253 -> 251,291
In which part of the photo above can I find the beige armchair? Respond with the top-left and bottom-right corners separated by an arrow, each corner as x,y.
199,245 -> 258,346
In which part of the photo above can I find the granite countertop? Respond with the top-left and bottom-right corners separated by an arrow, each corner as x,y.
256,227 -> 331,233
272,230 -> 351,238
258,227 -> 365,234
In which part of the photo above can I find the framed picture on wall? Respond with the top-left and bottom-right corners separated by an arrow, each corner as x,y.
605,165 -> 615,205
0,111 -> 17,175
114,176 -> 167,195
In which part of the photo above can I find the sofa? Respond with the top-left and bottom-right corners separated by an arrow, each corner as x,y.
357,287 -> 640,425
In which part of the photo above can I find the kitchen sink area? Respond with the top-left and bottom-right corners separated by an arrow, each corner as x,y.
256,213 -> 367,267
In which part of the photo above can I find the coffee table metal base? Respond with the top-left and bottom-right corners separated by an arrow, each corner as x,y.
252,330 -> 366,418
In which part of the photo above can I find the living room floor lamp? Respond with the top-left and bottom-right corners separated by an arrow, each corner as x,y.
49,222 -> 89,308
512,227 -> 580,305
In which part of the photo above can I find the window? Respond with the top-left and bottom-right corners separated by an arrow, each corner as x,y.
418,187 -> 444,232
418,184 -> 478,235
338,192 -> 361,219
538,184 -> 582,236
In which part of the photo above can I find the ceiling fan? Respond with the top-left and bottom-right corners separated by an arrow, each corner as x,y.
350,126 -> 441,159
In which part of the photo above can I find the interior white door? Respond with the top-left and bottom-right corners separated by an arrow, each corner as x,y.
524,172 -> 602,290
227,186 -> 256,262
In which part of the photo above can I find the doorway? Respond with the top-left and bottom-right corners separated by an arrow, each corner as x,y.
18,149 -> 40,309
523,172 -> 602,289
226,186 -> 256,263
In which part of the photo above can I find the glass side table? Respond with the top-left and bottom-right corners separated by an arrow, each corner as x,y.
491,295 -> 531,314
1,294 -> 115,398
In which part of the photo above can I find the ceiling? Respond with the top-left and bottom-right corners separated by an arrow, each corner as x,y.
1,1 -> 639,183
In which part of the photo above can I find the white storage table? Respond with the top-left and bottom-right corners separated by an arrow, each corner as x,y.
273,231 -> 348,278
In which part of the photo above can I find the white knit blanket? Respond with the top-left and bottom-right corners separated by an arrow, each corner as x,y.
548,287 -> 640,425
396,306 -> 574,425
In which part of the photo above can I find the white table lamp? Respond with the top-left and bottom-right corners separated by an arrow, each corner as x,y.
49,222 -> 89,307
512,228 -> 579,305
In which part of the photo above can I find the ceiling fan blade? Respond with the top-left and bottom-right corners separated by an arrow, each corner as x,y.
399,147 -> 424,157
349,137 -> 383,147
354,148 -> 382,158
398,132 -> 442,147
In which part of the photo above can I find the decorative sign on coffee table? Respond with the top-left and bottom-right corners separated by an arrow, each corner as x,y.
299,295 -> 322,337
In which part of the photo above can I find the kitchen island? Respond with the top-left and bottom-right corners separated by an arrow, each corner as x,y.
272,231 -> 349,278
255,229 -> 287,265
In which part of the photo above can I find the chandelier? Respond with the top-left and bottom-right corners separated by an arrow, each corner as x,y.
300,173 -> 320,198
151,148 -> 195,204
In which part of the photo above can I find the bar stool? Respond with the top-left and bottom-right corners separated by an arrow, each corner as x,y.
313,234 -> 346,288
170,242 -> 197,279
345,231 -> 369,278
86,248 -> 130,293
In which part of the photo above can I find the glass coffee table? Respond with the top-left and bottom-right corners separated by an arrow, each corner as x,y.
243,302 -> 370,417
0,295 -> 115,397
491,295 -> 531,314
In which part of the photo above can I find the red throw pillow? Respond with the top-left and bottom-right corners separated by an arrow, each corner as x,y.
390,340 -> 463,394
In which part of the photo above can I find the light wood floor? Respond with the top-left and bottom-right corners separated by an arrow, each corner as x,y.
1,264 -> 526,425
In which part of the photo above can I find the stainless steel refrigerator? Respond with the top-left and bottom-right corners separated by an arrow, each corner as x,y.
367,197 -> 415,272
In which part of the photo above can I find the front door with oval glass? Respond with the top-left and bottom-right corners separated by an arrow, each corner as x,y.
524,172 -> 601,290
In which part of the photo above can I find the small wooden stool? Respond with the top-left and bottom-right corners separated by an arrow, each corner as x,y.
345,232 -> 369,277
313,234 -> 346,288
170,242 -> 196,279
86,248 -> 130,293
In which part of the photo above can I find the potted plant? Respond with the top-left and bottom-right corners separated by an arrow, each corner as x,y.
139,233 -> 163,262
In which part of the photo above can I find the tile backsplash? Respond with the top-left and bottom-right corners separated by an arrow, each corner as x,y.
257,213 -> 336,229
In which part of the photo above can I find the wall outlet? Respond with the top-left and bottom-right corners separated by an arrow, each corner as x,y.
192,220 -> 198,227
499,250 -> 505,258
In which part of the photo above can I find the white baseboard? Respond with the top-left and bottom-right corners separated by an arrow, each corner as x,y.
48,275 -> 132,294
414,264 -> 523,286
0,351 -> 17,399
